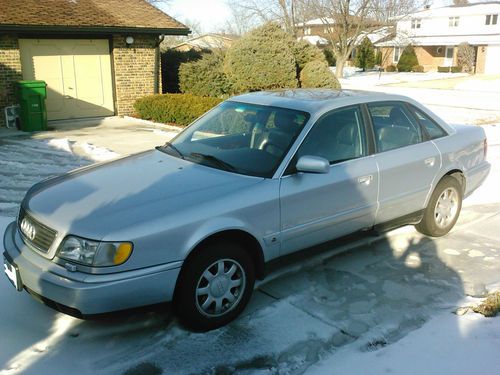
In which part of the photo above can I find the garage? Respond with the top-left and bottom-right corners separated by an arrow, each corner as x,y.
0,0 -> 190,128
19,39 -> 114,121
484,45 -> 500,74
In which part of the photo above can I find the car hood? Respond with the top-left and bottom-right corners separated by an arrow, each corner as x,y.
24,150 -> 263,239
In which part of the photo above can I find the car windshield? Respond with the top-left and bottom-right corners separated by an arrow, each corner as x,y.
160,101 -> 310,178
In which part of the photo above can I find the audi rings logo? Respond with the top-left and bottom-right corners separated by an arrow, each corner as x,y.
20,218 -> 36,241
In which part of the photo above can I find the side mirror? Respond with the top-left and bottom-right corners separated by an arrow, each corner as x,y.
296,155 -> 330,174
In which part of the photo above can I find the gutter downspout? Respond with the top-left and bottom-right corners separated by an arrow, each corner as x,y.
154,34 -> 165,94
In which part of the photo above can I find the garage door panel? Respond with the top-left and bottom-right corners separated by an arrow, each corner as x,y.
19,39 -> 114,121
32,55 -> 66,113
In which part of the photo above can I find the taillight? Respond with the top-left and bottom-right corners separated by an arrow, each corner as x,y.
484,138 -> 488,159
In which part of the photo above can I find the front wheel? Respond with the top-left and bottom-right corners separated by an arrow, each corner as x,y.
174,241 -> 255,331
415,176 -> 463,237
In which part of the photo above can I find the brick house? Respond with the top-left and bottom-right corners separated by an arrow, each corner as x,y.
173,33 -> 240,52
0,0 -> 189,127
375,2 -> 500,73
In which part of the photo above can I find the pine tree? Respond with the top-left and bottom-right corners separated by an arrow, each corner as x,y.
355,37 -> 375,71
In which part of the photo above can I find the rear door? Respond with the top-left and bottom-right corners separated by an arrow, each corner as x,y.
279,105 -> 379,255
367,101 -> 441,224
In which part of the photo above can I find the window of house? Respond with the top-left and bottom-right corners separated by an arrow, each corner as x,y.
485,14 -> 498,25
304,27 -> 311,35
449,16 -> 459,27
411,19 -> 421,29
393,47 -> 402,63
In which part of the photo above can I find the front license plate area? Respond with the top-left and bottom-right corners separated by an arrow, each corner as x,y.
3,255 -> 23,292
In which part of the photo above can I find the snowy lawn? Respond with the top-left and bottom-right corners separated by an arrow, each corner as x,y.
0,106 -> 499,374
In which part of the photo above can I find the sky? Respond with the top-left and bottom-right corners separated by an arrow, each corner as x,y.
161,0 -> 232,34
158,0 -> 482,35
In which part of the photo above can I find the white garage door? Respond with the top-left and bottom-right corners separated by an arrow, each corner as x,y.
19,39 -> 114,121
485,45 -> 500,74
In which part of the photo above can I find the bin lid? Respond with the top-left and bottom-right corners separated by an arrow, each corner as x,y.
17,80 -> 47,88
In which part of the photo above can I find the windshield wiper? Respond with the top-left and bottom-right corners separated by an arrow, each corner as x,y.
156,142 -> 184,159
189,152 -> 236,172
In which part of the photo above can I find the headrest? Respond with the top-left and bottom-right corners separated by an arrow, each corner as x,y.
389,107 -> 408,125
274,112 -> 297,131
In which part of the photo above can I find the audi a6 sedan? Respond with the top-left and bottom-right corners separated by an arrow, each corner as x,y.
3,90 -> 490,330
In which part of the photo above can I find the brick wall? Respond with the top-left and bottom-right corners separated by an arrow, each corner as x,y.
0,35 -> 22,127
112,34 -> 161,116
415,46 -> 446,72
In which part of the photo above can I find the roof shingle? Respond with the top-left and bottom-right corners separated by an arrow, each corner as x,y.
0,0 -> 188,33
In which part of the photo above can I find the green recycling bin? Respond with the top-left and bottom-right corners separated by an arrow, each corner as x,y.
16,80 -> 48,132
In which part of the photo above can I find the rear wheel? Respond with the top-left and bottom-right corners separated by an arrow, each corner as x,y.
174,241 -> 255,331
416,176 -> 462,237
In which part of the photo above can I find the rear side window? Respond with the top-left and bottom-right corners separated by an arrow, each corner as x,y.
296,106 -> 366,164
410,106 -> 448,140
368,102 -> 423,152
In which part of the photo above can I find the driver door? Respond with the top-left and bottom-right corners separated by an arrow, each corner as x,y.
279,105 -> 379,255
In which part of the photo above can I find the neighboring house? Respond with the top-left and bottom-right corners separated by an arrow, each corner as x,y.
296,18 -> 337,40
376,2 -> 500,73
0,0 -> 189,127
173,33 -> 240,52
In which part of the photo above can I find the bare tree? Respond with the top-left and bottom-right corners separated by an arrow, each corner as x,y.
457,42 -> 475,73
308,0 -> 425,77
160,18 -> 201,50
223,1 -> 263,35
226,0 -> 300,36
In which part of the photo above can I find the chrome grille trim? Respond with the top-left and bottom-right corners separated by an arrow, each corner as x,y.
18,208 -> 57,254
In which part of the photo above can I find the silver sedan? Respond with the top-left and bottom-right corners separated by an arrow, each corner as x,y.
3,90 -> 490,330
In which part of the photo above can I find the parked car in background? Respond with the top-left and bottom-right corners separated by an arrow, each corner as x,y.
3,90 -> 490,330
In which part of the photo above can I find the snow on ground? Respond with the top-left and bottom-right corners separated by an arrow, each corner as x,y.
338,70 -> 468,86
0,89 -> 500,375
309,311 -> 500,375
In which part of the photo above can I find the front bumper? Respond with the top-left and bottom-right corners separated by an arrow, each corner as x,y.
3,221 -> 182,316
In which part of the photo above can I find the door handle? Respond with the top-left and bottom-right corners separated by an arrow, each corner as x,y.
358,175 -> 373,185
424,157 -> 435,167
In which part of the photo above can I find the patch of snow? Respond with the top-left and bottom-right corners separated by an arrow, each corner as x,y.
468,250 -> 485,258
80,143 -> 119,162
308,311 -> 500,375
47,138 -> 73,153
444,248 -> 461,256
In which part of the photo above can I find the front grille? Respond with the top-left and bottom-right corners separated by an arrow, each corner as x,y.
18,208 -> 57,253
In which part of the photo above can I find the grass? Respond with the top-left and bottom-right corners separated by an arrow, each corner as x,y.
473,291 -> 500,317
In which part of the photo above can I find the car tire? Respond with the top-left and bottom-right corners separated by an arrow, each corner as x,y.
415,176 -> 463,237
174,241 -> 255,331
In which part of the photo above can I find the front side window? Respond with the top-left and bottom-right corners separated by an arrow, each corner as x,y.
449,16 -> 459,27
411,18 -> 421,29
368,102 -> 423,152
295,106 -> 366,165
164,101 -> 309,178
409,106 -> 448,140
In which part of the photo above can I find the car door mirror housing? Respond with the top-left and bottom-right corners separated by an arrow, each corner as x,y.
296,156 -> 330,174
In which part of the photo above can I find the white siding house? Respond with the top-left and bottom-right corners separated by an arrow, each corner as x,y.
376,2 -> 500,73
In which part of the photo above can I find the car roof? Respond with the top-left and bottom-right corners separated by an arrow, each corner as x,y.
229,89 -> 413,114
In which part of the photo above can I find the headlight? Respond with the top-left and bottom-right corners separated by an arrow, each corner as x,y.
58,236 -> 133,267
